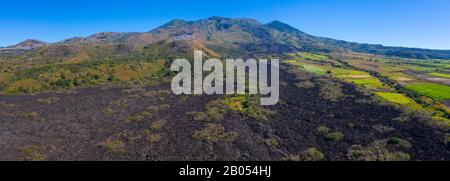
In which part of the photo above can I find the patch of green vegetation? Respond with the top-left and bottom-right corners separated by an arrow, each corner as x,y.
0,58 -> 166,94
148,134 -> 162,143
150,119 -> 167,131
141,90 -> 172,100
374,92 -> 414,105
317,79 -> 345,102
244,106 -> 275,122
325,132 -> 344,142
316,126 -> 331,135
347,138 -> 411,161
103,107 -> 115,116
219,95 -> 275,122
387,137 -> 411,148
316,126 -> 344,142
331,68 -> 368,78
18,145 -> 45,161
350,78 -> 386,89
429,72 -> 450,79
192,124 -> 238,143
206,107 -> 225,122
298,64 -> 327,75
295,81 -> 315,89
187,111 -> 208,121
298,52 -> 329,61
126,104 -> 171,122
101,139 -> 125,154
301,147 -> 325,161
146,104 -> 171,112
265,138 -> 279,147
429,116 -> 450,129
127,114 -> 145,122
223,95 -> 247,112
5,78 -> 42,94
330,68 -> 388,90
404,83 -> 450,101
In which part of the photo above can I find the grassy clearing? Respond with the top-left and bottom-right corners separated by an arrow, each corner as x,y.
404,83 -> 450,101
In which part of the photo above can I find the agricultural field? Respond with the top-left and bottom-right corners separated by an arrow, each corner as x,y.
374,92 -> 415,105
429,72 -> 450,79
404,83 -> 450,101
285,53 -> 390,91
286,52 -> 450,125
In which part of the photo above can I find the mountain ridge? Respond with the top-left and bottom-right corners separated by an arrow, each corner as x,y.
0,39 -> 48,54
1,17 -> 450,59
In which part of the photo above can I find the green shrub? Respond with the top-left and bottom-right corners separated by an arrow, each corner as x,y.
295,81 -> 315,89
265,138 -> 279,147
326,132 -> 344,142
187,111 -> 208,121
245,106 -> 275,122
221,95 -> 275,122
386,137 -> 411,148
55,79 -> 71,87
150,119 -> 167,131
316,126 -> 330,135
127,114 -> 145,122
318,79 -> 344,102
101,139 -> 125,154
347,139 -> 411,161
387,137 -> 402,145
148,134 -> 161,143
19,145 -> 45,161
192,124 -> 238,143
385,152 -> 411,161
207,108 -> 224,122
302,147 -> 325,161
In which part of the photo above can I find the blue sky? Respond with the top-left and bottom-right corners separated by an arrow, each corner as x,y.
1,0 -> 449,49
